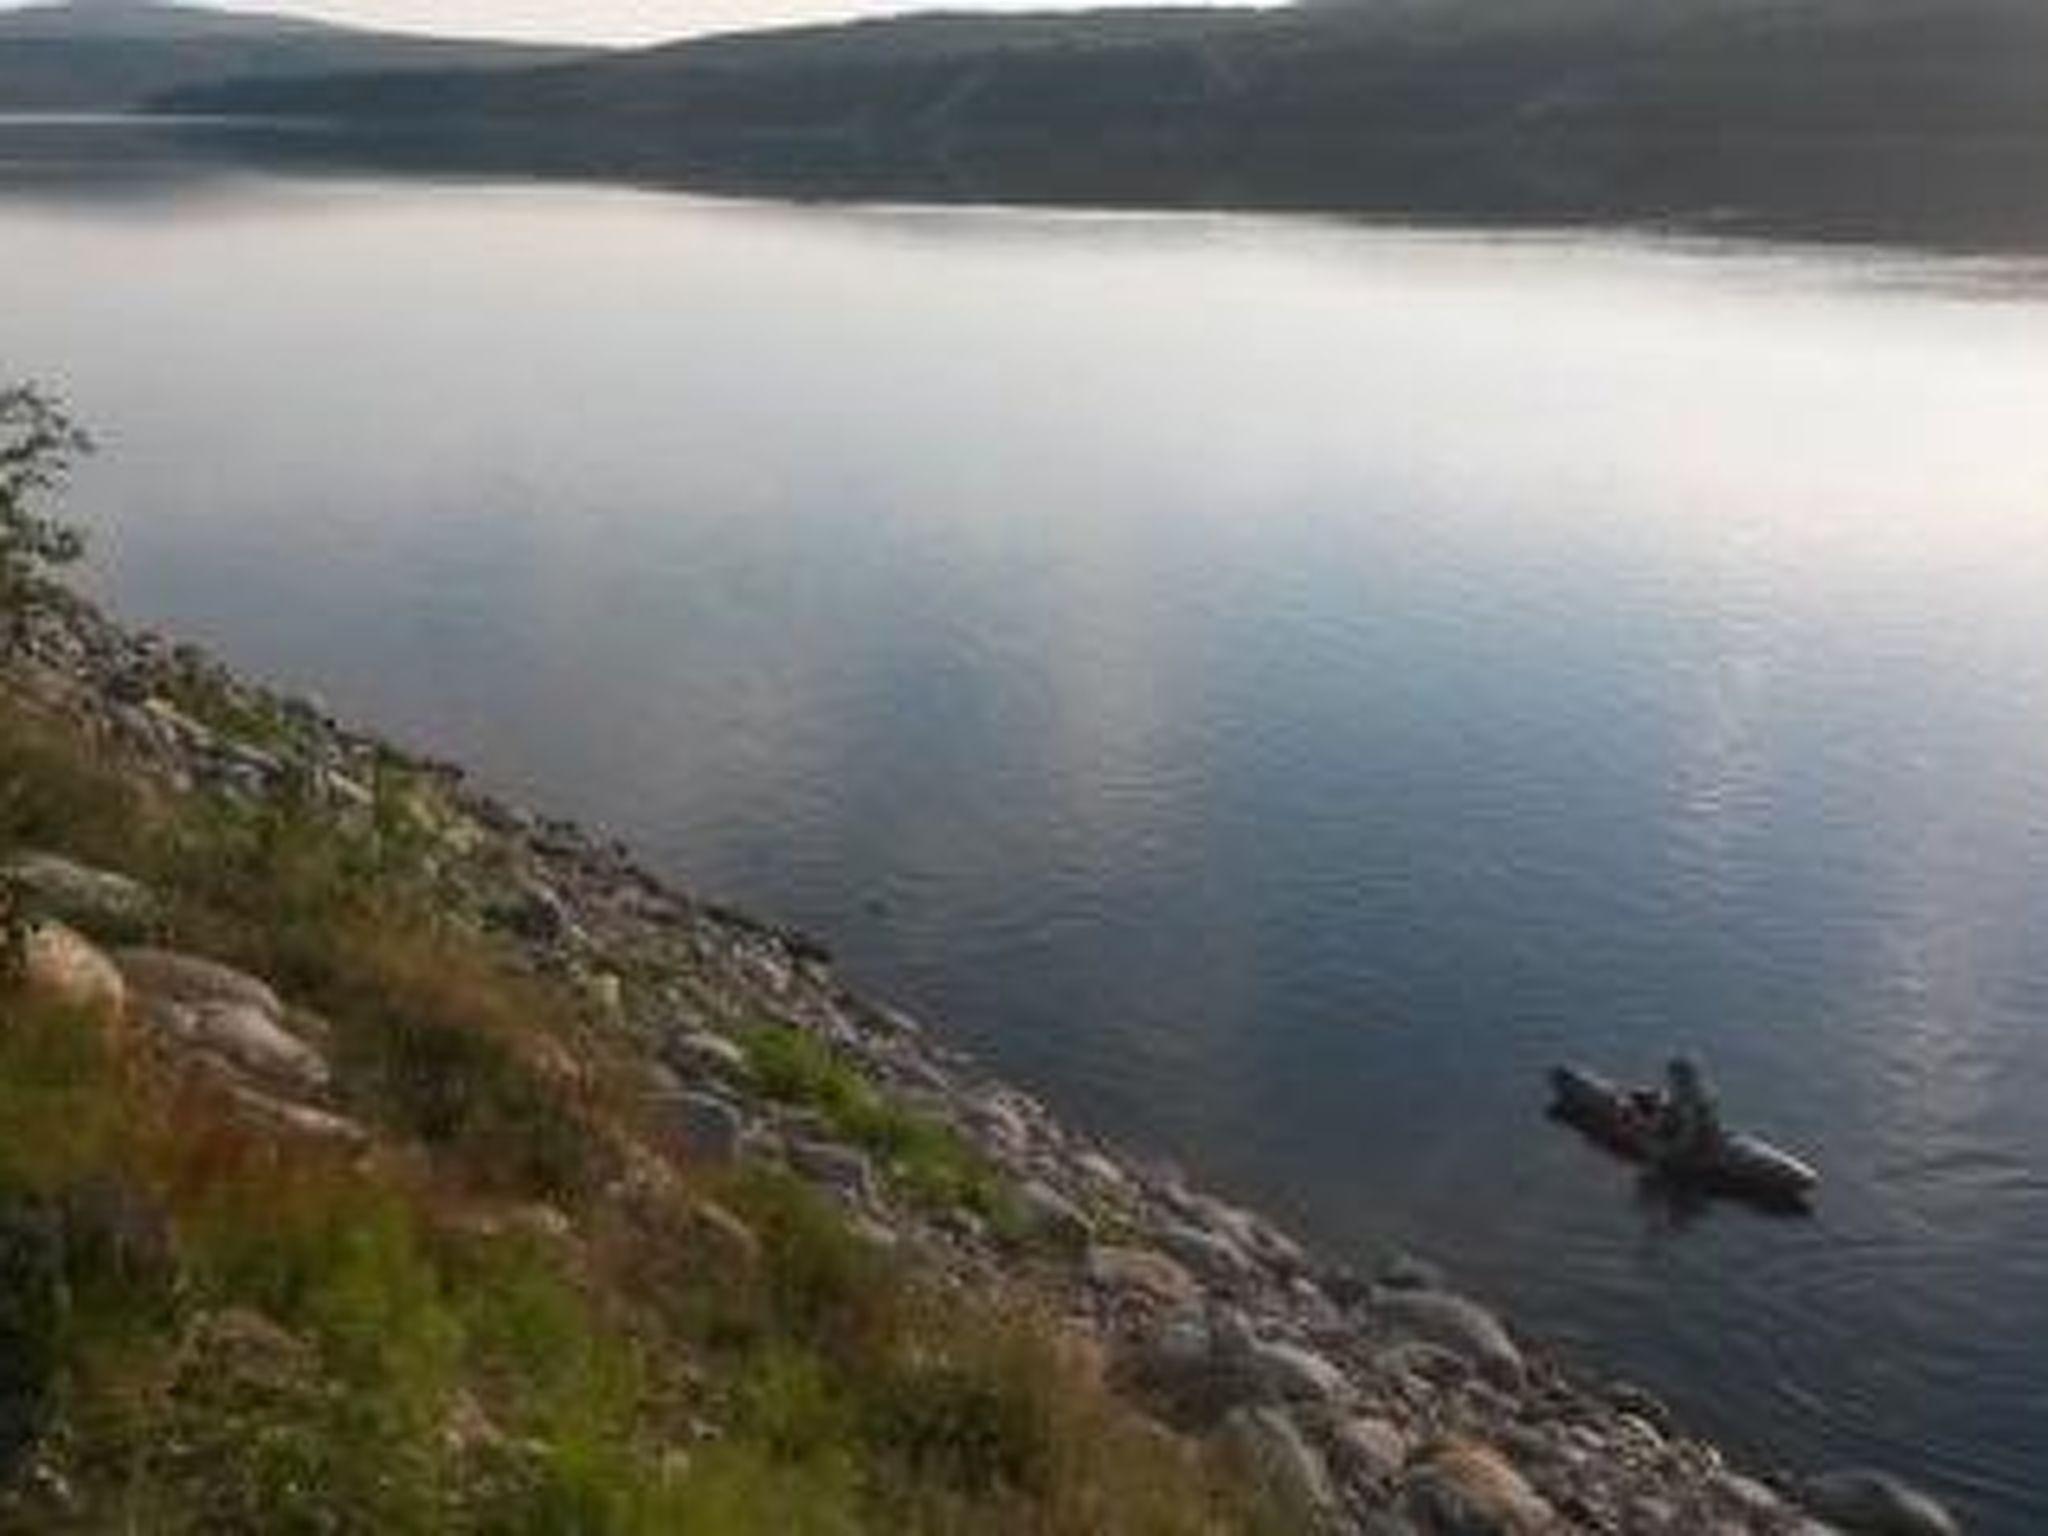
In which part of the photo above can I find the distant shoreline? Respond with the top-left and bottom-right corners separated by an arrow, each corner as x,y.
12,108 -> 2048,260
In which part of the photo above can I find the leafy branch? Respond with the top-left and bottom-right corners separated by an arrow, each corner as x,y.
0,383 -> 93,601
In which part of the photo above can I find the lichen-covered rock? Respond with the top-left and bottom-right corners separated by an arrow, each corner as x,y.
1,853 -> 155,941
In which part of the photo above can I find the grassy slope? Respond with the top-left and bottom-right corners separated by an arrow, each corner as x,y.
0,670 -> 1262,1533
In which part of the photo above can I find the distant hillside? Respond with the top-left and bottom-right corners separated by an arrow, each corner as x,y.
149,0 -> 2048,247
0,0 -> 589,110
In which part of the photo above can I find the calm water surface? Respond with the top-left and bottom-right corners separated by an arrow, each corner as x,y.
5,131 -> 2048,1530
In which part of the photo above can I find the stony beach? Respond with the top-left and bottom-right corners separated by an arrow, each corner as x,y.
1,586 -> 1962,1536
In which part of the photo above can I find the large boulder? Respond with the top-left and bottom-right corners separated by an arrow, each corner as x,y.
1799,1470 -> 1960,1536
114,948 -> 327,1098
112,949 -> 282,1021
1,853 -> 155,942
1369,1288 -> 1525,1388
160,1001 -> 328,1097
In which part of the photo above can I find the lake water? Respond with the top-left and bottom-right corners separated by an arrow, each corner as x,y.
5,124 -> 2048,1531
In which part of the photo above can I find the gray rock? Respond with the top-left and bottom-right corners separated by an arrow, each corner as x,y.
225,1083 -> 367,1147
1376,1341 -> 1472,1389
967,1095 -> 1031,1158
501,879 -> 575,945
1086,1244 -> 1201,1305
660,1091 -> 745,1165
1017,1179 -> 1093,1247
1253,1339 -> 1350,1406
1245,1218 -> 1308,1274
138,996 -> 330,1097
1626,1495 -> 1679,1532
1332,1415 -> 1410,1486
1712,1472 -> 1786,1521
1370,1288 -> 1525,1387
847,1215 -> 900,1251
111,949 -> 282,1022
787,1139 -> 877,1207
665,1030 -> 748,1081
1799,1470 -> 1960,1536
1159,1222 -> 1254,1285
318,770 -> 373,812
1220,1406 -> 1337,1517
0,854 -> 155,940
1074,1150 -> 1131,1192
686,1200 -> 762,1270
140,697 -> 213,751
1606,1379 -> 1675,1434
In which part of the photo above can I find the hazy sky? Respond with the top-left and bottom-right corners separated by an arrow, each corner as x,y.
29,0 -> 1257,44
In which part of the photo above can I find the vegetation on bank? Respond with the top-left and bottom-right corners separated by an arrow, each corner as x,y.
139,0 -> 2048,250
0,392 -> 1266,1533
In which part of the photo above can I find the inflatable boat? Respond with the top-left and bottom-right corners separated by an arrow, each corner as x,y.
1548,1065 -> 1819,1211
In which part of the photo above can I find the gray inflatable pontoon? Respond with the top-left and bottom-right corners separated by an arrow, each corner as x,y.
1549,1065 -> 1819,1210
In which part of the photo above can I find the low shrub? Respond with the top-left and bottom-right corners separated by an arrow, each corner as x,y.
741,1025 -> 1021,1229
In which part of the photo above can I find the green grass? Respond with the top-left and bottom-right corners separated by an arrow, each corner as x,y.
0,672 -> 1260,1535
739,1024 -> 1027,1233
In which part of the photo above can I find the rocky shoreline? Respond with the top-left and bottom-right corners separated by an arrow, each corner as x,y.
1,586 -> 1960,1536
